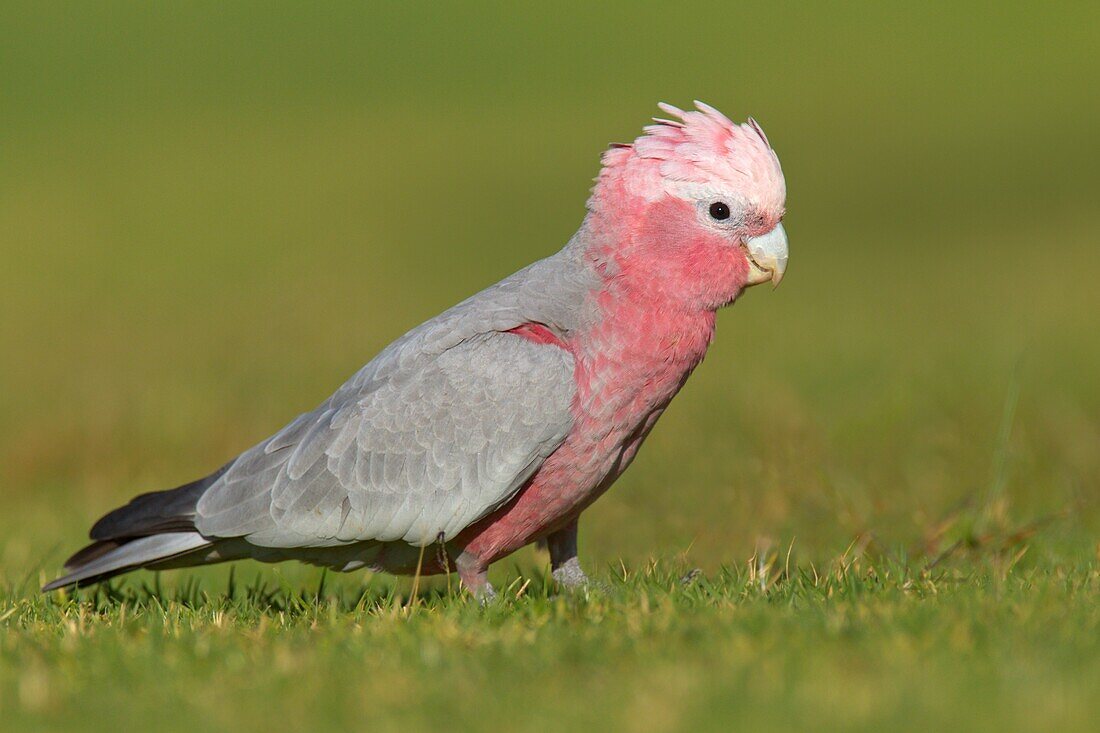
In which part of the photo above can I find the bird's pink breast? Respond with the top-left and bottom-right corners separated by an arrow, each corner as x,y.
457,299 -> 717,565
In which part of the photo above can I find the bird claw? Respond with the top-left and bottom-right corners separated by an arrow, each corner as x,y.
552,557 -> 606,593
473,583 -> 498,605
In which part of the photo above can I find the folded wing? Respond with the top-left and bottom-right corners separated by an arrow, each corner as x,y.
195,331 -> 575,548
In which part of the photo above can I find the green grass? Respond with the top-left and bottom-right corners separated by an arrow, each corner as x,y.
2,556 -> 1100,726
3,560 -> 1097,732
2,2 -> 1099,731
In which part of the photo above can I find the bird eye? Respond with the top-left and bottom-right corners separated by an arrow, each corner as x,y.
709,202 -> 731,221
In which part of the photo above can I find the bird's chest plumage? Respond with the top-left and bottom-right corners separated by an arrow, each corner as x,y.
569,303 -> 716,481
458,301 -> 715,562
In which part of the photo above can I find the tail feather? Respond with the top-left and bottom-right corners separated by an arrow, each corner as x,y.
42,532 -> 212,591
62,538 -> 127,569
90,464 -> 229,541
43,463 -> 232,592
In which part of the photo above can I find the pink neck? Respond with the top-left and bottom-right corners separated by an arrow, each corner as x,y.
566,230 -> 718,418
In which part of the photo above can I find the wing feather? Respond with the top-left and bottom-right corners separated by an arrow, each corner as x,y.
195,331 -> 574,548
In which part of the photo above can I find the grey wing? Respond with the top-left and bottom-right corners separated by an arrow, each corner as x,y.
194,331 -> 575,548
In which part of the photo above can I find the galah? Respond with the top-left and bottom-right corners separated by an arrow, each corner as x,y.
44,102 -> 788,598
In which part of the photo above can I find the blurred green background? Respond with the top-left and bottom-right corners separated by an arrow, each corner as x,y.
2,2 -> 1099,731
3,0 -> 1098,569
2,0 -> 1098,572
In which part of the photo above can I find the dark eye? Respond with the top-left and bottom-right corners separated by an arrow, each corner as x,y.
709,202 -> 730,221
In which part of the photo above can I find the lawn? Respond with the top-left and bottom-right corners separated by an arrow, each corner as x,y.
2,561 -> 1097,732
1,3 -> 1098,731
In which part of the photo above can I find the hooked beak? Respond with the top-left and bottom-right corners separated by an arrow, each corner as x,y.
742,222 -> 788,288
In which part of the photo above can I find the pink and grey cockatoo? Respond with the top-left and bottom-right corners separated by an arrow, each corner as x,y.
45,102 -> 788,597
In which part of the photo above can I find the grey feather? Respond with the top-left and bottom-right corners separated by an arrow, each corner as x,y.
197,331 -> 575,547
89,465 -> 230,540
193,246 -> 597,549
42,532 -> 211,591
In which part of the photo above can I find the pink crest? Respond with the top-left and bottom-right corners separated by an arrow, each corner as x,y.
596,101 -> 786,214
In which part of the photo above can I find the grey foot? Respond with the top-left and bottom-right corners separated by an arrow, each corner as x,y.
474,582 -> 498,605
455,550 -> 496,603
546,518 -> 605,592
551,557 -> 606,592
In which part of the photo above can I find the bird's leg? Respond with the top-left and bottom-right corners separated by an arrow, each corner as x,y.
455,551 -> 496,602
547,518 -> 592,589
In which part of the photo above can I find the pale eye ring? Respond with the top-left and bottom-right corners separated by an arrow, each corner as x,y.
709,202 -> 731,221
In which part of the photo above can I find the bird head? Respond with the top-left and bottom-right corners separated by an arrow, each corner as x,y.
587,101 -> 787,310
